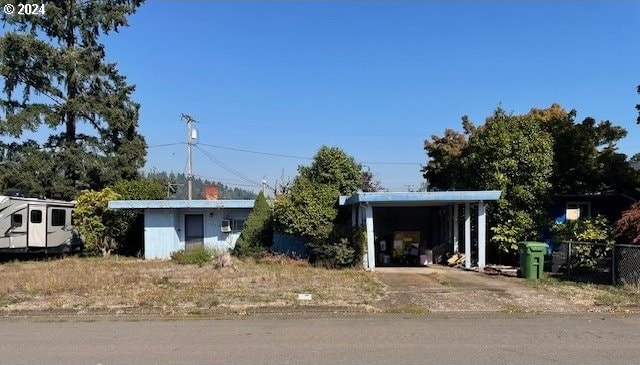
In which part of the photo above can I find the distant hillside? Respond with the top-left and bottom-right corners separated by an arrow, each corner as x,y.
144,171 -> 257,200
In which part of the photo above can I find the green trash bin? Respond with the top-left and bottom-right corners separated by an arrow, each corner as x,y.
518,242 -> 548,280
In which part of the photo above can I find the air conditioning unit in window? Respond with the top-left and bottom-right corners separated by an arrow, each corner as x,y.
221,219 -> 232,233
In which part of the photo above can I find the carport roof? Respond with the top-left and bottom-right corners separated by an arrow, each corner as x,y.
339,190 -> 502,206
108,199 -> 255,210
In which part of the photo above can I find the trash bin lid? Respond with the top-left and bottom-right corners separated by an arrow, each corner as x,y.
520,241 -> 548,252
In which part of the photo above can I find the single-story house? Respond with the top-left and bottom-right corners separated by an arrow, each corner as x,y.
339,190 -> 502,271
108,199 -> 254,259
549,193 -> 637,224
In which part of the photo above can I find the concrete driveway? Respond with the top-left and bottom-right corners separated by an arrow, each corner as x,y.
374,266 -> 583,313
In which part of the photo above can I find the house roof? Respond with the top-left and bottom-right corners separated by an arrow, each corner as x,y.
108,199 -> 255,210
339,190 -> 502,206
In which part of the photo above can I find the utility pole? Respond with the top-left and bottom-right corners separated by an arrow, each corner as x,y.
261,178 -> 267,196
166,181 -> 182,199
181,113 -> 197,200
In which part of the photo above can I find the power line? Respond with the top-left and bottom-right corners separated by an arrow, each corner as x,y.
192,174 -> 261,188
197,142 -> 422,165
194,145 -> 263,187
198,142 -> 313,161
148,142 -> 185,148
150,141 -> 423,165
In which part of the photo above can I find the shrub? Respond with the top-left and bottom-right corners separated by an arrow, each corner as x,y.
308,238 -> 355,268
307,225 -> 364,268
73,188 -> 122,256
171,246 -> 216,267
551,215 -> 613,242
233,192 -> 273,258
614,202 -> 640,245
551,215 -> 613,270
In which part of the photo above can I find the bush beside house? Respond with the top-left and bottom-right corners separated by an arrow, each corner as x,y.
614,202 -> 640,245
272,146 -> 376,267
73,188 -> 122,256
233,191 -> 273,258
73,178 -> 166,256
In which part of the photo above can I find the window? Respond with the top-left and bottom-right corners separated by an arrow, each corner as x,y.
233,219 -> 245,231
51,209 -> 66,227
30,210 -> 42,223
566,202 -> 590,221
11,214 -> 22,227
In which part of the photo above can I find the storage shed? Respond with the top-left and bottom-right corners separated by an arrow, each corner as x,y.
108,200 -> 254,259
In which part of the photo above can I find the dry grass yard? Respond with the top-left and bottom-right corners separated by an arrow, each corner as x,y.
0,255 -> 384,316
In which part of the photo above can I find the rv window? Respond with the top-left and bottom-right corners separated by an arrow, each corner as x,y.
51,209 -> 66,227
30,210 -> 42,224
11,214 -> 22,227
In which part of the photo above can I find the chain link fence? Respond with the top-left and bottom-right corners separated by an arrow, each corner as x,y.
615,244 -> 640,286
548,241 -> 640,286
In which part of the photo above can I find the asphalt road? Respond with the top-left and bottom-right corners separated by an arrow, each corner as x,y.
1,314 -> 639,365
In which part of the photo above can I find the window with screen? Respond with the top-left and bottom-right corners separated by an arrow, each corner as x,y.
51,209 -> 66,227
12,214 -> 23,227
30,210 -> 42,223
566,202 -> 590,221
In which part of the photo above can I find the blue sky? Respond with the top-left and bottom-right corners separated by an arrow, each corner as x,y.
71,2 -> 640,191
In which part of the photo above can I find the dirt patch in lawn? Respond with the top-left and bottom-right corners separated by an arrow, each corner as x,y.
0,256 -> 384,316
373,266 -> 640,314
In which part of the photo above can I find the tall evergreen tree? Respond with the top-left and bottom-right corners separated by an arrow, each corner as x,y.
233,191 -> 273,257
0,0 -> 146,199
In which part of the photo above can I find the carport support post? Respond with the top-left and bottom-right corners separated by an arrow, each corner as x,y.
448,205 -> 453,247
351,204 -> 357,227
365,204 -> 375,271
453,204 -> 459,253
478,201 -> 486,269
464,203 -> 471,269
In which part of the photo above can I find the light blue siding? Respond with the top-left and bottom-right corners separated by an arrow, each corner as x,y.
144,209 -> 181,259
143,207 -> 252,259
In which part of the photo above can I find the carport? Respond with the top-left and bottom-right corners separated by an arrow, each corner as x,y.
339,191 -> 502,270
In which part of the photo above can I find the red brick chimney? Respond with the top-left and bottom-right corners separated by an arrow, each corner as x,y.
204,184 -> 219,200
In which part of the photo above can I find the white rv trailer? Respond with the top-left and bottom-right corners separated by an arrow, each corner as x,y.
0,195 -> 82,253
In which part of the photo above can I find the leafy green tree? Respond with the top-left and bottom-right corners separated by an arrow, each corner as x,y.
425,104 -> 638,259
422,127 -> 468,190
0,0 -> 146,200
629,153 -> 640,171
112,178 -> 166,200
299,146 -> 363,195
73,188 -> 122,256
272,176 -> 338,240
463,108 -> 554,253
0,140 -> 55,197
233,192 -> 273,257
527,104 -> 636,196
273,146 -> 376,266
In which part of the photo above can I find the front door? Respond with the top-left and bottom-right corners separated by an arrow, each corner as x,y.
184,214 -> 204,250
27,204 -> 46,247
